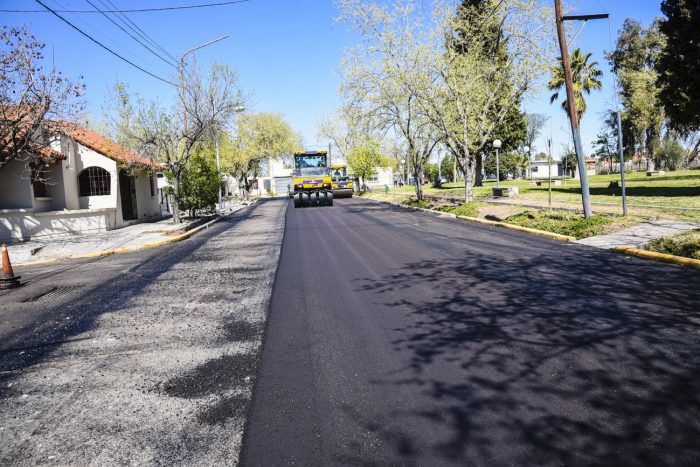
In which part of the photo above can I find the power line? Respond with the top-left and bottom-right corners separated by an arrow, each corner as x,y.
85,0 -> 178,69
101,0 -> 180,66
35,0 -> 176,86
3,0 -> 249,13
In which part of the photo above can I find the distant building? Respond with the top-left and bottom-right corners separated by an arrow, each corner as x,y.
529,160 -> 562,179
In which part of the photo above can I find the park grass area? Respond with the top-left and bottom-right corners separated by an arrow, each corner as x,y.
361,189 -> 641,239
648,229 -> 700,260
373,169 -> 700,222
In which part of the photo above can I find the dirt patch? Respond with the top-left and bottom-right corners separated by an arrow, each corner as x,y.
478,204 -> 523,221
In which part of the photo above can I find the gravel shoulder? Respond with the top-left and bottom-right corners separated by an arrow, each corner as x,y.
0,199 -> 286,466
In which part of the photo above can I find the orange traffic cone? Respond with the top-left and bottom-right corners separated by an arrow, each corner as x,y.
1,243 -> 21,289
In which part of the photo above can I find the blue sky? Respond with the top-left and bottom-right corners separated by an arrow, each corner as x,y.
2,0 -> 664,160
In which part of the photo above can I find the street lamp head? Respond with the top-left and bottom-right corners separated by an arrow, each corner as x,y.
234,105 -> 246,112
401,159 -> 405,164
523,146 -> 530,153
493,140 -> 502,149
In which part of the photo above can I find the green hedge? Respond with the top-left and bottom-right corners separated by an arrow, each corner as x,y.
505,210 -> 611,240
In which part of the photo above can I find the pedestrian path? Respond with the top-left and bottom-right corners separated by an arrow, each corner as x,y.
576,219 -> 698,249
6,201 -> 252,265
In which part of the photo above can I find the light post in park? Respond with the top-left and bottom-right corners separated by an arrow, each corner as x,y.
523,145 -> 530,179
493,139 -> 502,187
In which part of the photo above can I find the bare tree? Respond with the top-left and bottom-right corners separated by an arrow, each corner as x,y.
337,0 -> 440,201
0,25 -> 84,175
110,63 -> 243,223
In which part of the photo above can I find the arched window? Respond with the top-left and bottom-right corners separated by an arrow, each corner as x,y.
78,167 -> 111,196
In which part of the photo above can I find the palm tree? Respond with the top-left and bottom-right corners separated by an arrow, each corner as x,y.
548,48 -> 603,121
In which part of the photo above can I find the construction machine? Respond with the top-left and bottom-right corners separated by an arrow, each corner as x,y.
291,150 -> 333,207
330,164 -> 354,198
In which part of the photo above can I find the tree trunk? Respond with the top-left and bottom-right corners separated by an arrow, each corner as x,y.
453,158 -> 457,183
413,168 -> 423,201
464,158 -> 475,203
475,153 -> 483,187
172,172 -> 181,224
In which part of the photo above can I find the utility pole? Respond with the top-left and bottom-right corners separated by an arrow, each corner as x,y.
554,2 -> 607,218
548,137 -> 553,211
616,111 -> 628,215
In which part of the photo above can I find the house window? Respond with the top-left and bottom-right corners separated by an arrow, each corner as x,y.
149,174 -> 156,196
532,166 -> 538,173
31,165 -> 48,197
369,173 -> 379,182
79,166 -> 111,196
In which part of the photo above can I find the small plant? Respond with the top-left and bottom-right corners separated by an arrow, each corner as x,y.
648,229 -> 700,260
505,210 -> 611,239
401,198 -> 431,209
446,202 -> 480,217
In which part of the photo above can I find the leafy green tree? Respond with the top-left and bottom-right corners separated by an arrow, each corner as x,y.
451,0 -> 527,187
440,153 -> 455,182
346,140 -> 382,190
561,145 -> 578,178
221,112 -> 301,200
178,150 -> 220,218
549,48 -> 603,121
657,136 -> 685,170
657,0 -> 700,131
608,19 -> 665,160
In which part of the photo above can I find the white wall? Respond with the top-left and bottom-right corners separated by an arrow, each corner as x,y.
366,167 -> 394,187
0,208 -> 116,242
0,158 -> 33,209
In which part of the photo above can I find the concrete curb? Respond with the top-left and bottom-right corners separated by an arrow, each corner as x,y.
455,215 -> 576,242
14,203 -> 255,267
616,246 -> 700,270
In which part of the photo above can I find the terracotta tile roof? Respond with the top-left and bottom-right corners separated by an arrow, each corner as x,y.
0,132 -> 66,169
58,121 -> 162,170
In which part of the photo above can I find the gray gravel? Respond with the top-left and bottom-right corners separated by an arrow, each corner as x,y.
0,199 -> 286,466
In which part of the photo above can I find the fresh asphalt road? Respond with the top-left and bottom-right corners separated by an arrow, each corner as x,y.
242,197 -> 700,466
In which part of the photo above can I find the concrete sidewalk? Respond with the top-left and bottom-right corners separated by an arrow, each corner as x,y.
5,201 -> 253,265
576,219 -> 699,249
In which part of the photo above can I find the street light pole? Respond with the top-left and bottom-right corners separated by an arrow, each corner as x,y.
493,139 -> 502,187
180,35 -> 229,132
523,145 -> 530,179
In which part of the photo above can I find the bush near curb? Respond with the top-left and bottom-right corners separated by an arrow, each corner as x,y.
504,210 -> 611,240
648,229 -> 700,260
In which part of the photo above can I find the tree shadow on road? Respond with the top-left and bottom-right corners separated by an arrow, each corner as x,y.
353,250 -> 700,465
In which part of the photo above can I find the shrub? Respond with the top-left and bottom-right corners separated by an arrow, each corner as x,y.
648,229 -> 700,260
505,210 -> 610,239
446,202 -> 480,217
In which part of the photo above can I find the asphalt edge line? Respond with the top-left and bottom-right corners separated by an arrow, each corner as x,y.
238,198 -> 289,463
14,202 -> 256,266
616,246 -> 700,270
370,196 -> 574,242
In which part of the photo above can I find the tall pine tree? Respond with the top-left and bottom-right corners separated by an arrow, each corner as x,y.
448,0 -> 526,186
657,0 -> 700,131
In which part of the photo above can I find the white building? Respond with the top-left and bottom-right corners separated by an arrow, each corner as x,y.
1,122 -> 162,242
365,167 -> 395,189
529,160 -> 562,179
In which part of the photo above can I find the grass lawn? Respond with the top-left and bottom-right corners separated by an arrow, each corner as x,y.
374,169 -> 700,223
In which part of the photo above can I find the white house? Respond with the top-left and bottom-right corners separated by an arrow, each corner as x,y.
529,160 -> 562,179
365,167 -> 395,189
0,121 -> 162,242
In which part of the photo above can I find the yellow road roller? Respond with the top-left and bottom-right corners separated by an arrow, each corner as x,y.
330,164 -> 354,198
291,151 -> 333,208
